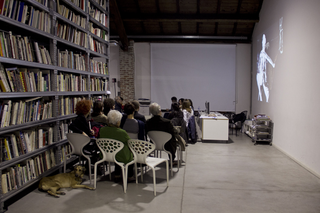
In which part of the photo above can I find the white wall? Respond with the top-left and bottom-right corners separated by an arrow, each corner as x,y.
109,45 -> 120,99
252,0 -> 320,177
133,42 -> 251,113
236,44 -> 251,115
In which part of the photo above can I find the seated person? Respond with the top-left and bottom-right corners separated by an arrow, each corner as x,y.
91,100 -> 108,125
69,99 -> 95,137
103,98 -> 115,116
99,110 -> 134,182
168,103 -> 188,142
114,96 -> 123,113
145,103 -> 185,162
69,99 -> 100,163
131,100 -> 146,123
182,100 -> 197,143
121,102 -> 145,140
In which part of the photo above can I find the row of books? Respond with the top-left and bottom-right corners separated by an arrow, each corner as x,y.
0,98 -> 53,128
88,4 -> 108,27
90,77 -> 107,92
58,96 -> 82,116
56,20 -> 88,48
89,23 -> 108,41
90,59 -> 108,75
57,49 -> 86,71
1,1 -> 51,34
89,35 -> 106,54
0,64 -> 51,93
59,0 -> 86,12
91,0 -> 107,8
0,127 -> 53,161
58,4 -> 87,29
0,31 -> 52,65
57,73 -> 88,92
1,149 -> 56,194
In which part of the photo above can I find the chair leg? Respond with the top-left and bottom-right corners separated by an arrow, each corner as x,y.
94,162 -> 98,189
134,163 -> 138,184
166,160 -> 169,186
108,162 -> 112,180
152,167 -> 156,196
121,167 -> 127,193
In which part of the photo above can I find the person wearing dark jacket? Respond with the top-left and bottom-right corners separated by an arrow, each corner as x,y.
115,96 -> 123,113
131,100 -> 146,123
120,102 -> 145,140
69,99 -> 100,165
145,103 -> 179,161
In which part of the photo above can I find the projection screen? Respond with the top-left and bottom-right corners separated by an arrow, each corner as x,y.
150,43 -> 236,112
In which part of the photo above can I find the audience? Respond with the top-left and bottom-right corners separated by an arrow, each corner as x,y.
69,99 -> 95,137
145,103 -> 185,163
69,99 -> 100,164
103,98 -> 115,116
131,100 -> 146,123
121,102 -> 145,140
91,100 -> 108,125
115,96 -> 123,113
99,110 -> 134,182
182,100 -> 193,127
178,98 -> 184,109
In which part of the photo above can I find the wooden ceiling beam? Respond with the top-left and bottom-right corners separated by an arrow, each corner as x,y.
109,0 -> 129,51
121,13 -> 259,23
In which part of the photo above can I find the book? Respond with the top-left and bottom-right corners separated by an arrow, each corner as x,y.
33,41 -> 42,63
17,1 -> 24,22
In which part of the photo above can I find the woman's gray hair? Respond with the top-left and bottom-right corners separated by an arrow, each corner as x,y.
149,103 -> 161,116
107,110 -> 122,125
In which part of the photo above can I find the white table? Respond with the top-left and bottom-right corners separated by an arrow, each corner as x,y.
200,112 -> 229,141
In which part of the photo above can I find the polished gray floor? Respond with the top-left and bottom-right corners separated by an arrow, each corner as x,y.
6,134 -> 320,213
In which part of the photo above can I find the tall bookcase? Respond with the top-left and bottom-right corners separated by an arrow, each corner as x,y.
0,0 -> 109,211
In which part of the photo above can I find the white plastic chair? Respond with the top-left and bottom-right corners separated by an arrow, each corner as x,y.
128,139 -> 169,196
94,138 -> 130,193
147,131 -> 174,176
64,133 -> 92,182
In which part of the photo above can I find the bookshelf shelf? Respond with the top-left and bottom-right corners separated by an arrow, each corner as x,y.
0,0 -> 109,211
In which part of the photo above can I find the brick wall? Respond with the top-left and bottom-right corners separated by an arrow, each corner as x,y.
119,40 -> 135,103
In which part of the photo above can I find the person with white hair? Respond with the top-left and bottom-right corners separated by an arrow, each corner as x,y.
99,110 -> 134,182
145,103 -> 184,163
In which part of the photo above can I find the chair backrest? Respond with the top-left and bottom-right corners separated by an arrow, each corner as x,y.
128,139 -> 155,164
147,131 -> 172,150
95,138 -> 124,162
127,132 -> 138,139
67,133 -> 91,156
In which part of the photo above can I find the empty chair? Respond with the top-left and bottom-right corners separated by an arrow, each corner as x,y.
64,133 -> 92,182
94,138 -> 133,193
147,131 -> 175,176
128,139 -> 169,196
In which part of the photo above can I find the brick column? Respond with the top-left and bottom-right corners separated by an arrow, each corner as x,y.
119,40 -> 135,103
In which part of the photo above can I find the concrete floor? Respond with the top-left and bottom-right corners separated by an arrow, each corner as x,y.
5,133 -> 320,213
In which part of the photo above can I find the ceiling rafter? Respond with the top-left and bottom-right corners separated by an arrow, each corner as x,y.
109,0 -> 128,50
232,0 -> 243,35
121,13 -> 259,23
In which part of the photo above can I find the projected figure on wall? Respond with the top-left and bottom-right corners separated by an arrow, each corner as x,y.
279,17 -> 284,54
257,34 -> 275,102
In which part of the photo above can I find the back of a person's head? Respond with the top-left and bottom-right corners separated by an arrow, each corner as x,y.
182,100 -> 191,110
124,102 -> 135,115
104,98 -> 115,115
91,100 -> 103,117
107,110 -> 122,126
171,96 -> 177,102
149,103 -> 161,116
76,99 -> 92,115
131,100 -> 140,110
171,102 -> 180,111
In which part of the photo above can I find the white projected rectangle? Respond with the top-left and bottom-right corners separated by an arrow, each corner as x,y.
151,43 -> 236,111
